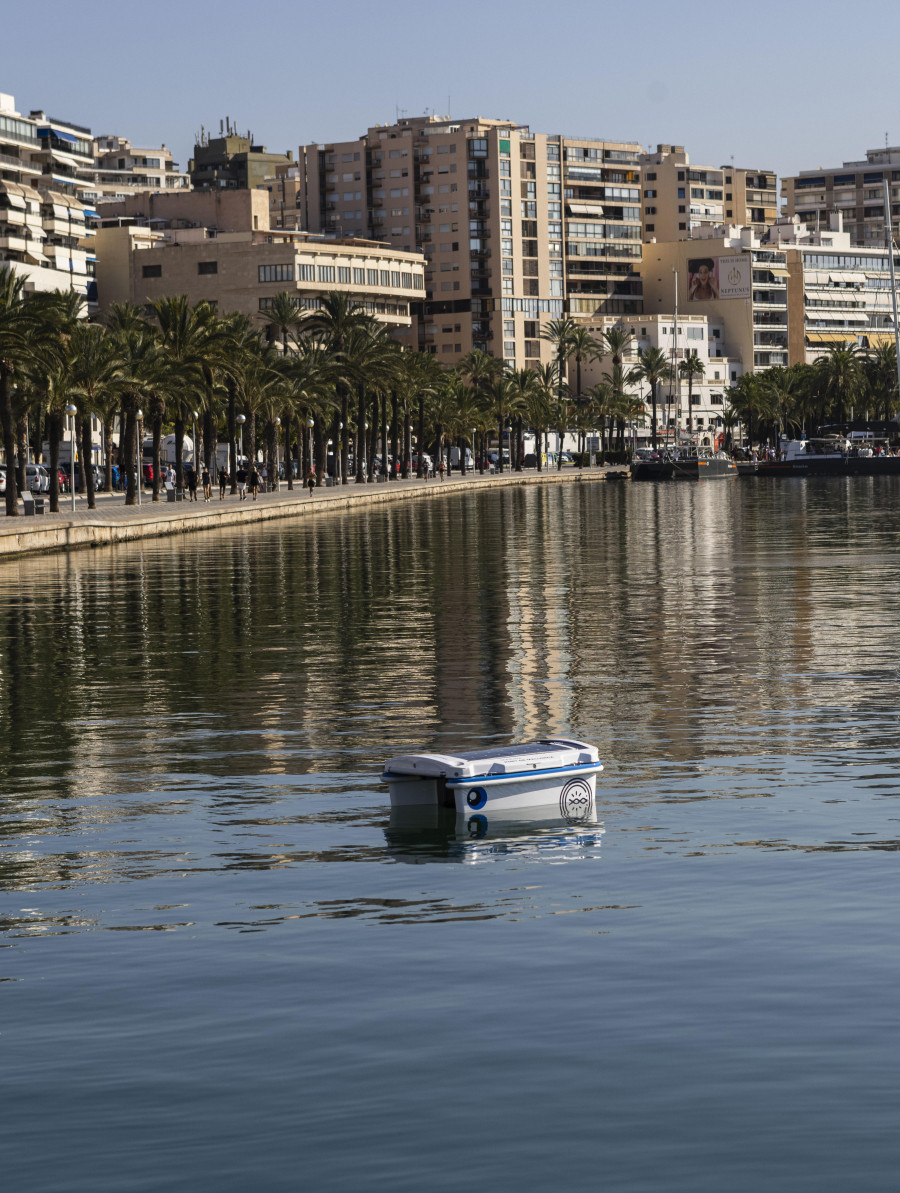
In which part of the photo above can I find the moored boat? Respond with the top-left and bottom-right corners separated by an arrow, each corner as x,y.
755,435 -> 900,477
382,739 -> 602,816
671,445 -> 737,479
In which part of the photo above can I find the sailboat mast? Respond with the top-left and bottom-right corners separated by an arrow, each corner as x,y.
882,178 -> 900,417
672,267 -> 679,445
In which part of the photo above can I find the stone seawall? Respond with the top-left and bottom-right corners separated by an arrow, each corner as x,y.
0,470 -> 613,561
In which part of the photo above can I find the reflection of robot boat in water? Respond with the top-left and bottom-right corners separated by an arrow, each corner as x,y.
384,803 -> 606,865
381,739 -> 602,816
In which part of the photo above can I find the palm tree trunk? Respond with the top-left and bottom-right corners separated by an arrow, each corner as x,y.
339,384 -> 349,485
247,411 -> 256,475
285,410 -> 295,490
16,414 -> 27,495
203,410 -> 215,475
389,393 -> 399,482
313,417 -> 326,485
381,393 -> 388,481
151,414 -> 162,501
1,366 -> 19,515
355,382 -> 366,483
123,407 -> 137,505
403,404 -> 411,478
416,395 -> 425,478
103,415 -> 114,494
174,417 -> 186,490
46,413 -> 60,513
228,387 -> 237,494
80,416 -> 96,510
497,413 -> 503,473
650,382 -> 658,450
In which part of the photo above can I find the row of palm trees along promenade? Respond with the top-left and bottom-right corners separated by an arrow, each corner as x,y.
2,262 -> 899,520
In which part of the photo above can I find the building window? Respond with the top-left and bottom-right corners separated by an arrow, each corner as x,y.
353,268 -> 365,284
391,270 -> 401,287
258,264 -> 294,283
197,261 -> 217,275
318,265 -> 335,283
379,270 -> 390,286
298,264 -> 315,281
142,264 -> 162,278
337,266 -> 351,284
367,269 -> 378,285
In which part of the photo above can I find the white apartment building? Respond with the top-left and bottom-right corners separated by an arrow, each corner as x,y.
763,213 -> 900,364
579,312 -> 743,443
0,179 -> 94,306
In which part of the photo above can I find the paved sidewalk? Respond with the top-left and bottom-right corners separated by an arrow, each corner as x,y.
0,466 -> 617,557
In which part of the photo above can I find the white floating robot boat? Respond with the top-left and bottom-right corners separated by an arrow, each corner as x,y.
381,739 -> 602,816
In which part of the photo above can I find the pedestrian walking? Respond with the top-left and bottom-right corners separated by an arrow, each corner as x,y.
165,464 -> 175,489
186,465 -> 198,501
201,466 -> 212,502
249,467 -> 260,500
261,464 -> 268,491
438,459 -> 445,481
236,465 -> 248,500
307,470 -> 316,497
219,467 -> 228,499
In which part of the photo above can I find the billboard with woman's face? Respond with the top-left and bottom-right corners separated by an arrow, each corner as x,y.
688,257 -> 718,301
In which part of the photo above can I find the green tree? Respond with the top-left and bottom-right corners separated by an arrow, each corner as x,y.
627,347 -> 671,449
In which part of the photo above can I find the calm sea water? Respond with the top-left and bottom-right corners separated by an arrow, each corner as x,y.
1,478 -> 898,1192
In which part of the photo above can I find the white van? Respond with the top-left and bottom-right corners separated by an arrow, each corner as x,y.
25,464 -> 50,492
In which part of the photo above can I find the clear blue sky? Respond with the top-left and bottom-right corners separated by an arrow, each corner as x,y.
4,0 -> 898,185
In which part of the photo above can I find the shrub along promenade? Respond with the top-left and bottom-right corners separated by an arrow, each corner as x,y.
0,466 -> 621,561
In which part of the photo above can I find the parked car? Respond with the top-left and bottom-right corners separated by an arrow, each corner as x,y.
411,452 -> 433,474
522,453 -> 538,469
25,464 -> 50,492
0,467 -> 5,494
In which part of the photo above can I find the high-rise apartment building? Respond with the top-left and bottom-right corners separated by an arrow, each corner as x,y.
781,145 -> 900,247
640,145 -> 777,241
295,114 -> 643,368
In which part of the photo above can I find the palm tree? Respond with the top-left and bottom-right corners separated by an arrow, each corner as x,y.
679,355 -> 706,434
306,292 -> 368,484
0,266 -> 39,515
815,342 -> 864,426
627,347 -> 670,449
264,290 -> 304,356
150,297 -> 227,491
763,367 -> 803,445
864,341 -> 898,421
485,375 -> 520,472
458,349 -> 503,470
543,317 -> 578,460
67,323 -> 124,510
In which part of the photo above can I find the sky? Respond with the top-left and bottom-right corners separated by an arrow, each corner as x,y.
5,0 -> 900,186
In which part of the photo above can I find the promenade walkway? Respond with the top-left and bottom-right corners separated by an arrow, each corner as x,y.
0,466 -> 620,559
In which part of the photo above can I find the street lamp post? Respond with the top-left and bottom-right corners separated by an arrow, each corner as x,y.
336,422 -> 343,486
236,414 -> 246,473
274,417 -> 281,491
136,409 -> 143,506
307,418 -> 314,478
65,403 -> 77,513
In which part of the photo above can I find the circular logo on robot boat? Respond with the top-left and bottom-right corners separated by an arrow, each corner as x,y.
559,777 -> 593,819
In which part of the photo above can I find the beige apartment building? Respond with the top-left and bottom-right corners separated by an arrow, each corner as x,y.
782,145 -> 900,247
92,190 -> 425,333
294,114 -> 643,369
640,145 -> 777,242
641,225 -> 789,374
91,135 -> 188,204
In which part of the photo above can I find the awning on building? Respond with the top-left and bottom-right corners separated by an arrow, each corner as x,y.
768,266 -> 789,277
860,332 -> 896,346
38,127 -> 78,144
1,189 -> 27,209
828,271 -> 866,285
566,202 -> 604,216
805,331 -> 862,343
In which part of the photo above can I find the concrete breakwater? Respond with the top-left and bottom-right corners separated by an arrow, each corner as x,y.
0,468 -> 616,560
